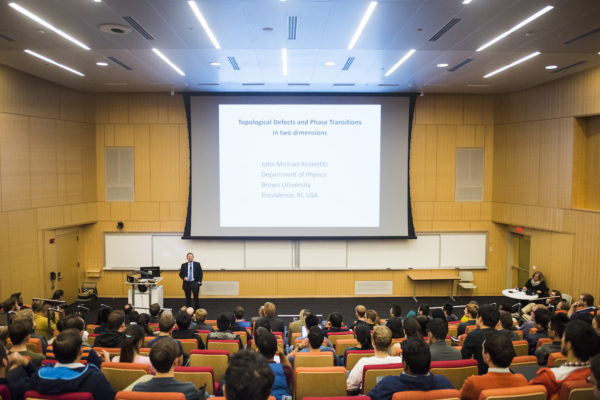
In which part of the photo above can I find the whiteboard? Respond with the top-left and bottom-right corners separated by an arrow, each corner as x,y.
103,232 -> 487,270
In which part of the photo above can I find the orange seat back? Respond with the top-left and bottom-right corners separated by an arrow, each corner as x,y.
479,384 -> 547,400
294,352 -> 334,369
294,367 -> 347,400
391,389 -> 461,400
100,362 -> 151,391
115,392 -> 185,400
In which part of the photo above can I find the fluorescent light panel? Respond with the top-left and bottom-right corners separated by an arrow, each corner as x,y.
188,1 -> 221,49
347,1 -> 377,50
152,48 -> 185,76
24,49 -> 85,76
384,49 -> 416,77
462,0 -> 473,4
483,51 -> 540,78
9,2 -> 90,50
282,48 -> 288,76
477,6 -> 553,52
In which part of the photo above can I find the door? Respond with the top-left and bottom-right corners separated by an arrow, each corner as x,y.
517,236 -> 531,288
56,231 -> 80,304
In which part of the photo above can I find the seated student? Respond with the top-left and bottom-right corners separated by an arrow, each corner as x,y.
568,293 -> 597,320
94,310 -> 126,348
416,315 -> 430,336
323,311 -> 351,335
535,313 -> 569,365
519,304 -> 547,337
390,318 -> 423,356
428,318 -> 461,361
94,306 -> 112,333
193,308 -> 214,332
32,300 -> 58,341
386,317 -> 404,341
418,304 -> 431,319
292,314 -> 332,348
147,313 -> 185,366
525,308 -> 551,355
368,338 -> 453,400
521,290 -> 562,321
347,325 -> 402,393
350,305 -> 368,330
132,338 -> 205,400
343,323 -> 374,359
231,306 -> 251,331
207,314 -> 243,348
12,308 -> 48,354
287,309 -> 309,343
444,303 -> 459,322
172,311 -> 204,349
112,324 -> 155,373
498,310 -> 520,341
46,314 -> 107,367
462,304 -> 500,375
31,329 -> 115,400
458,303 -> 478,336
461,331 -> 528,400
530,320 -> 599,398
594,314 -> 600,336
0,341 -> 36,400
590,353 -> 600,400
123,303 -> 133,324
254,302 -> 285,334
9,320 -> 45,367
223,350 -> 275,400
460,300 -> 479,323
137,313 -> 156,336
149,303 -> 161,324
255,329 -> 292,400
288,326 -> 341,366
366,309 -> 380,330
431,308 -> 446,320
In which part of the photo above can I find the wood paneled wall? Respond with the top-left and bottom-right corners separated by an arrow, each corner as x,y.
493,66 -> 600,300
0,65 -> 97,301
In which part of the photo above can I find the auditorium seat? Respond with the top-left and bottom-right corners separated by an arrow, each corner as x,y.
478,385 -> 547,400
138,347 -> 151,356
0,384 -> 10,400
547,352 -> 567,367
87,333 -> 97,346
100,362 -> 152,391
509,356 -> 540,381
205,320 -> 217,329
233,331 -> 248,347
174,366 -> 217,395
114,392 -> 185,400
514,330 -> 524,340
272,331 -> 285,341
327,331 -> 355,347
207,339 -> 240,355
447,324 -> 458,338
362,363 -> 403,394
178,338 -> 199,354
536,337 -> 553,350
143,336 -> 156,347
294,367 -> 347,399
195,330 -> 210,346
294,352 -> 334,369
24,391 -> 93,400
189,349 -> 229,383
345,349 -> 374,371
558,380 -> 594,400
465,325 -> 478,334
512,340 -> 529,357
429,359 -> 479,389
391,389 -> 461,400
94,347 -> 121,359
335,339 -> 359,357
86,325 -> 99,334
458,334 -> 467,346
248,338 -> 284,354
304,397 -> 371,400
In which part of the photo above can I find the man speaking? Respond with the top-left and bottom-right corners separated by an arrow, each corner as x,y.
179,252 -> 202,309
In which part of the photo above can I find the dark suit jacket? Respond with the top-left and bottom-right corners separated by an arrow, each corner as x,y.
179,261 -> 203,289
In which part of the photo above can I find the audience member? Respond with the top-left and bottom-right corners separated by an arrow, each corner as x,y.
8,320 -> 45,367
460,331 -> 527,400
350,305 -> 368,330
498,310 -> 520,341
51,289 -> 64,301
535,313 -> 569,365
368,338 -> 453,400
323,311 -> 350,335
172,311 -> 204,349
522,271 -> 549,297
137,313 -> 155,336
255,302 -> 285,334
32,300 -> 57,340
366,309 -> 380,329
594,314 -> 600,336
525,308 -> 551,355
431,308 -> 445,320
347,325 -> 401,392
94,310 -> 126,348
112,324 -> 155,373
94,306 -> 112,333
193,308 -> 214,332
46,314 -> 106,367
287,308 -> 309,343
460,301 -> 479,323
519,304 -> 546,337
416,315 -> 429,336
288,326 -> 340,366
123,303 -> 133,323
344,323 -> 373,356
149,303 -> 161,323
458,303 -> 478,336
0,340 -> 36,400
147,312 -> 185,366
568,293 -> 597,320
30,329 -> 115,400
231,306 -> 251,330
207,314 -> 243,348
462,304 -> 500,374
386,317 -> 404,340
255,329 -> 292,400
590,353 -> 600,400
223,350 -> 274,400
418,304 -> 431,319
428,318 -> 461,361
12,308 -> 48,354
530,320 -> 599,397
444,303 -> 459,322
388,304 -> 403,322
132,337 -> 204,400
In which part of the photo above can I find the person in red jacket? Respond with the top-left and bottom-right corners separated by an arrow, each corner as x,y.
530,320 -> 599,399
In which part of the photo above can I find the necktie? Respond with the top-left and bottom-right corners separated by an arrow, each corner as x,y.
188,263 -> 192,281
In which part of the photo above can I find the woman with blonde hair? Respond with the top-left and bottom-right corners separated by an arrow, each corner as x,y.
523,270 -> 549,297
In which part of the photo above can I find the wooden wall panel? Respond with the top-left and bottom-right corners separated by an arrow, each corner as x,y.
30,117 -> 58,208
0,114 -> 31,211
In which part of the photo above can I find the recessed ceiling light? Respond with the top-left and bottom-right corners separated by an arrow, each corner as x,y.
384,49 -> 416,77
282,48 -> 288,76
545,65 -> 557,70
437,63 -> 448,68
9,2 -> 91,50
24,49 -> 85,76
93,0 -> 101,2
483,51 -> 540,78
188,1 -> 221,49
476,5 -> 553,52
209,62 -> 221,66
462,0 -> 473,4
96,62 -> 108,66
152,48 -> 185,76
325,61 -> 335,66
348,1 -> 377,50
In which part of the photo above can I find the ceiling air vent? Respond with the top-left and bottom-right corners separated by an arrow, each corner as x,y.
228,57 -> 240,70
107,56 -> 132,70
0,32 -> 15,42
288,16 -> 297,40
448,57 -> 473,72
564,26 -> 600,44
429,18 -> 461,42
553,61 -> 586,73
342,57 -> 355,71
122,16 -> 154,40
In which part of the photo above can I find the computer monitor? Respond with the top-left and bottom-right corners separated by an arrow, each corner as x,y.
140,266 -> 160,278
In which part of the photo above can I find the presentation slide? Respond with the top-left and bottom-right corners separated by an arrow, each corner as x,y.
218,104 -> 381,227
186,94 -> 415,238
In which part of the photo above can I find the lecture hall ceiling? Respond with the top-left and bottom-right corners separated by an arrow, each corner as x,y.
0,0 -> 599,93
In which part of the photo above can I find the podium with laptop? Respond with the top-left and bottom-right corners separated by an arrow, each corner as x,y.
125,266 -> 164,312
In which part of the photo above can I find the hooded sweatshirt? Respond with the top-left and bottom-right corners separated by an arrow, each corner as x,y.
30,364 -> 116,400
368,372 -> 453,400
93,329 -> 123,348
